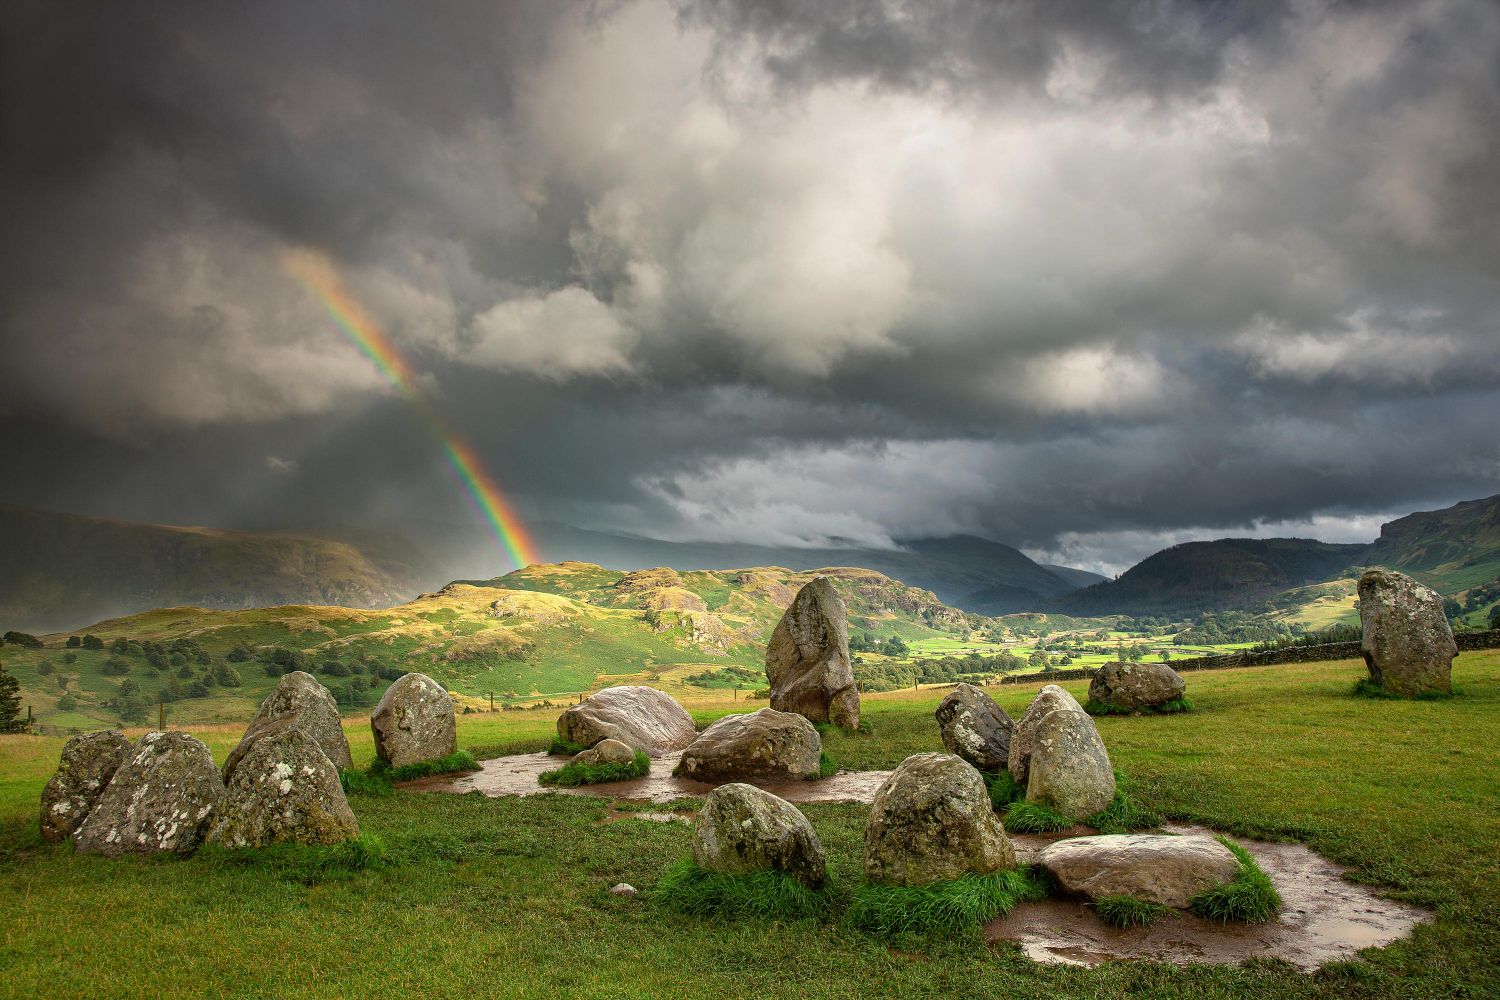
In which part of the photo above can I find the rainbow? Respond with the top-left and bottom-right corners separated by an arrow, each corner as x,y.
282,248 -> 539,571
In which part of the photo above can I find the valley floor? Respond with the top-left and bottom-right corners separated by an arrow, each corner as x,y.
2,654 -> 1498,998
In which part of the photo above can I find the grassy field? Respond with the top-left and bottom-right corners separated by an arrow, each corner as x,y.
2,653 -> 1498,998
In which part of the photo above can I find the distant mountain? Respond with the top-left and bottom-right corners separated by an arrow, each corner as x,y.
1041,563 -> 1109,589
0,505 -> 430,633
1362,494 -> 1500,595
1053,538 -> 1368,618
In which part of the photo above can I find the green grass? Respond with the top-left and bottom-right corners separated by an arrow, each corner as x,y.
817,751 -> 838,779
1084,696 -> 1194,716
1189,837 -> 1283,923
984,769 -> 1025,811
339,768 -> 394,797
539,750 -> 651,787
991,771 -> 1161,835
1095,894 -> 1172,928
846,867 -> 1050,939
196,832 -> 389,876
1002,801 -> 1074,833
1351,677 -> 1461,701
547,735 -> 590,755
378,749 -> 479,782
653,857 -> 831,920
1085,784 -> 1164,834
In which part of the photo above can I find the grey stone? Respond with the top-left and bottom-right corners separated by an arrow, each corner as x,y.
675,708 -> 822,781
574,737 -> 637,766
693,782 -> 826,888
765,577 -> 860,729
1026,707 -> 1116,821
74,732 -> 223,857
225,671 -> 351,781
209,727 -> 360,849
1039,833 -> 1241,908
609,883 -> 639,897
864,752 -> 1015,886
1359,568 -> 1457,696
371,672 -> 457,768
556,685 -> 696,756
935,683 -> 1013,771
1088,662 -> 1186,712
1008,684 -> 1084,783
39,730 -> 133,843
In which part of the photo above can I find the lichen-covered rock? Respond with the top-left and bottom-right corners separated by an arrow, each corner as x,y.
1359,568 -> 1457,696
693,783 -> 826,888
864,752 -> 1015,886
675,708 -> 821,782
1008,684 -> 1084,783
1026,708 -> 1116,820
225,671 -> 351,781
208,727 -> 360,849
39,730 -> 133,843
371,673 -> 457,768
1039,833 -> 1240,907
74,732 -> 223,857
765,577 -> 860,730
574,737 -> 637,766
1088,662 -> 1186,712
935,683 -> 1013,771
556,685 -> 696,756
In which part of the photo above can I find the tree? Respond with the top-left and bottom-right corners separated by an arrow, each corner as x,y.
212,663 -> 242,688
101,656 -> 132,676
2,631 -> 42,649
82,634 -> 104,650
1489,604 -> 1500,629
65,635 -> 81,648
0,661 -> 24,732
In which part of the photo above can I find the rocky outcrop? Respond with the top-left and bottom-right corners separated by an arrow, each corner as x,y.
765,577 -> 860,729
935,683 -> 1013,771
693,783 -> 826,888
39,731 -> 133,844
1008,685 -> 1084,783
574,737 -> 637,766
675,708 -> 822,782
225,671 -> 351,781
74,732 -> 223,857
556,685 -> 696,756
209,727 -> 360,849
1026,707 -> 1116,820
371,673 -> 457,768
1039,833 -> 1240,907
1088,661 -> 1186,712
1359,568 -> 1457,696
864,752 -> 1015,886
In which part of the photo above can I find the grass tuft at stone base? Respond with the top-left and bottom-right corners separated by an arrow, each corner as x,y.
653,857 -> 831,920
1190,837 -> 1282,923
1095,894 -> 1171,928
847,867 -> 1050,939
1085,697 -> 1194,717
539,750 -> 650,787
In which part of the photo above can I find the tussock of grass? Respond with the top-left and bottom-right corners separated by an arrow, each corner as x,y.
199,832 -> 388,880
1003,801 -> 1072,833
847,866 -> 1049,939
539,750 -> 649,787
993,769 -> 1160,834
548,736 -> 589,755
653,857 -> 830,920
339,768 -> 393,797
1095,894 -> 1171,928
817,751 -> 838,779
984,770 -> 1025,812
1085,783 -> 1164,834
1085,697 -> 1194,717
1190,837 -> 1281,923
380,749 -> 480,782
1351,678 -> 1460,701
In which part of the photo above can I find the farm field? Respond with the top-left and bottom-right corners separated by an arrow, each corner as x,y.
2,652 -> 1497,998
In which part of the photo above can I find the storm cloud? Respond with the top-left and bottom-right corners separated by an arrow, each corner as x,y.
2,0 -> 1497,575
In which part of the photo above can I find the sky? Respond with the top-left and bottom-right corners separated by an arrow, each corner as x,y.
2,0 -> 1498,577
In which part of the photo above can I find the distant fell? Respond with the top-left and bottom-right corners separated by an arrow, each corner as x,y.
1362,494 -> 1500,594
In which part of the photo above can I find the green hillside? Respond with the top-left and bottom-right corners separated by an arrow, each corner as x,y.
1364,494 -> 1500,594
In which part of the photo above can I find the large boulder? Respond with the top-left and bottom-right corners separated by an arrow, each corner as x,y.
573,737 -> 638,766
74,732 -> 223,857
693,783 -> 826,888
1026,707 -> 1116,820
1007,684 -> 1084,784
556,685 -> 696,756
1039,833 -> 1241,908
675,708 -> 821,782
935,683 -> 1013,771
371,673 -> 457,768
1088,662 -> 1186,712
208,727 -> 360,849
1359,568 -> 1457,696
225,671 -> 351,781
39,730 -> 134,844
765,577 -> 860,730
864,752 -> 1015,886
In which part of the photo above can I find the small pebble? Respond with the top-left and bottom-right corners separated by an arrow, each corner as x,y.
609,883 -> 639,897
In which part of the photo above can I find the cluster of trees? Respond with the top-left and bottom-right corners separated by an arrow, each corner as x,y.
0,660 -> 24,732
684,666 -> 762,690
2,631 -> 43,649
64,634 -> 105,649
855,650 -> 1029,692
848,631 -> 911,657
1174,611 -> 1296,646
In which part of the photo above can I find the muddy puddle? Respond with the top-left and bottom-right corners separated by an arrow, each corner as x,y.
990,824 -> 1431,970
399,750 -> 891,804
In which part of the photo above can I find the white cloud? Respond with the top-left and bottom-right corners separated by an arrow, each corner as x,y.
468,286 -> 636,379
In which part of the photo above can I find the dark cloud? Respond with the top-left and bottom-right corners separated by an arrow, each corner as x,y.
2,0 -> 1498,576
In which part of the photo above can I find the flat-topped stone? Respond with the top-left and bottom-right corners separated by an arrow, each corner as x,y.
1039,833 -> 1241,908
557,685 -> 696,756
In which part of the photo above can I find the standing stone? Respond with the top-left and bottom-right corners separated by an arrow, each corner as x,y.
1008,684 -> 1084,784
39,731 -> 134,844
864,752 -> 1015,886
675,708 -> 822,782
225,671 -> 352,781
209,727 -> 360,849
765,577 -> 860,730
74,732 -> 223,857
1038,833 -> 1241,908
693,783 -> 826,888
371,673 -> 457,769
1026,707 -> 1116,820
1359,568 -> 1457,696
1087,662 -> 1187,712
935,683 -> 1013,771
556,685 -> 696,756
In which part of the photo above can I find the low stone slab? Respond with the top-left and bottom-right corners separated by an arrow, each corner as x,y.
1008,685 -> 1084,784
864,752 -> 1015,886
574,738 -> 637,766
40,730 -> 134,844
676,708 -> 821,781
556,685 -> 696,756
371,672 -> 457,768
1039,833 -> 1241,908
209,727 -> 360,849
693,782 -> 826,888
935,682 -> 1013,771
1088,662 -> 1186,712
1026,707 -> 1116,821
74,732 -> 223,857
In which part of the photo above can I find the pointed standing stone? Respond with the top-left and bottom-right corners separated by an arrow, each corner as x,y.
765,577 -> 860,729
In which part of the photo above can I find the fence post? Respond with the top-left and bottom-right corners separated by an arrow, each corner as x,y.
158,702 -> 165,730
